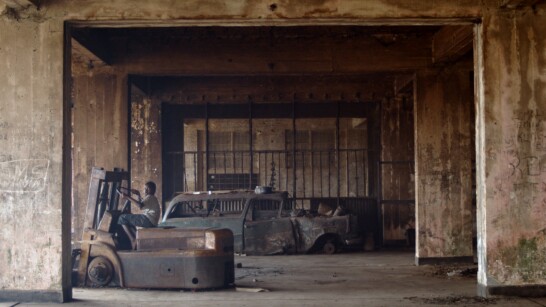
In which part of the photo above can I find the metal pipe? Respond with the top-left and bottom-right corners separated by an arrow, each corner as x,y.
249,97 -> 253,190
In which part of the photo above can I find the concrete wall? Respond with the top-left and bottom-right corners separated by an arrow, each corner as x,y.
478,7 -> 546,292
415,65 -> 474,262
0,16 -> 70,301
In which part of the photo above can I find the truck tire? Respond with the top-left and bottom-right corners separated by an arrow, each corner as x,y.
322,239 -> 337,254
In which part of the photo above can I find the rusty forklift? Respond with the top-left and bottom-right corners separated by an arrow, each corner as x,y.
72,167 -> 235,289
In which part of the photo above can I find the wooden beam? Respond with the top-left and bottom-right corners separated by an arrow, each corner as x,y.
148,75 -> 393,103
115,33 -> 433,75
165,102 -> 378,119
432,25 -> 473,64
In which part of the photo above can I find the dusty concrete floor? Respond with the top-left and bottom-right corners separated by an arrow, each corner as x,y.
5,250 -> 546,306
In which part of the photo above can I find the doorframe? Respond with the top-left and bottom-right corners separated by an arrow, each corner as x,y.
63,17 -> 484,298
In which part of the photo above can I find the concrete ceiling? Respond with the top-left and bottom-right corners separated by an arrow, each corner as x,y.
71,25 -> 442,71
70,25 -> 472,101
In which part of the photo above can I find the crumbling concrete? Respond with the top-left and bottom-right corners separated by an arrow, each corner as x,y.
478,7 -> 546,295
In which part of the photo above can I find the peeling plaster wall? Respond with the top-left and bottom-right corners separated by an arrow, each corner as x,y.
130,95 -> 162,207
0,17 -> 68,297
415,66 -> 474,259
481,7 -> 546,285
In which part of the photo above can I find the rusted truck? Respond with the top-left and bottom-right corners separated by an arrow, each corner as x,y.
160,190 -> 363,255
73,168 -> 235,289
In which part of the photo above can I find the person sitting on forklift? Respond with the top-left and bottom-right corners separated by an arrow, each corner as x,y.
117,181 -> 160,250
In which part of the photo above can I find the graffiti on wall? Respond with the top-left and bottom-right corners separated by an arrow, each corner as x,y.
493,110 -> 546,212
0,159 -> 49,193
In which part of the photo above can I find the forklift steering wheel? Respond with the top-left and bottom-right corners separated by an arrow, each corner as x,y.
117,187 -> 135,213
116,187 -> 133,198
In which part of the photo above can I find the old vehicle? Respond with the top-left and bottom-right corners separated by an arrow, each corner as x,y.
73,167 -> 234,289
160,190 -> 363,255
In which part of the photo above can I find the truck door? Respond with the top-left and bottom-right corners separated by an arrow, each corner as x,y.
243,198 -> 296,255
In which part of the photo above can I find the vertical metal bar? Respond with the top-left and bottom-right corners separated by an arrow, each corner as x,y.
194,152 -> 197,191
311,149 -> 315,197
126,77 -> 132,193
345,149 -> 351,196
205,102 -> 210,191
277,152 -> 281,190
302,150 -> 306,198
355,150 -> 359,197
328,150 -> 331,198
249,97 -> 253,189
319,151 -> 323,197
292,96 -> 297,202
336,102 -> 340,207
265,152 -> 269,187
285,150 -> 288,192
362,150 -> 366,196
232,151 -> 236,176
257,153 -> 261,186
223,151 -> 227,174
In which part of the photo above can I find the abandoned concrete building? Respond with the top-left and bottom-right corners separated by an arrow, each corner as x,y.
1,0 -> 546,305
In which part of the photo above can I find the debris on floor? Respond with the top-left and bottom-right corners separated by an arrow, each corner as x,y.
235,266 -> 284,280
406,295 -> 503,305
235,286 -> 270,293
421,264 -> 478,279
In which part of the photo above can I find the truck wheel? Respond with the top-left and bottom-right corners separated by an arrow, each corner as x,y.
322,240 -> 337,254
88,256 -> 113,286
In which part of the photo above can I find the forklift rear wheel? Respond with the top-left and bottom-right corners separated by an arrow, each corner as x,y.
88,256 -> 114,286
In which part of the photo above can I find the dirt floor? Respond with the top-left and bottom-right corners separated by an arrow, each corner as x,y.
5,250 -> 546,307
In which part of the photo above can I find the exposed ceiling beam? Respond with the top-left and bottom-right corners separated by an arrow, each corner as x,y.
71,38 -> 108,66
500,0 -> 544,8
432,25 -> 473,65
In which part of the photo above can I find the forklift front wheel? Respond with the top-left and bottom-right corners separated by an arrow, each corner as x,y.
88,256 -> 114,286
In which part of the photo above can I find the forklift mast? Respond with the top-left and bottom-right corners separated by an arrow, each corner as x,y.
76,167 -> 129,286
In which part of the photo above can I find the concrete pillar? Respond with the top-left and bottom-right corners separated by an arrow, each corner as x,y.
415,67 -> 474,265
0,18 -> 71,302
477,9 -> 546,296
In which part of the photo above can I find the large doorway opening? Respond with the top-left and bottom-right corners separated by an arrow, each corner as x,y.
67,22 -> 477,255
